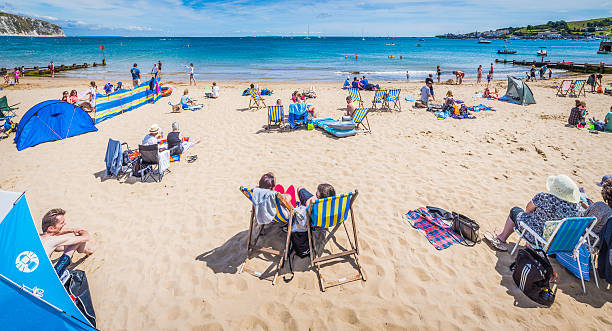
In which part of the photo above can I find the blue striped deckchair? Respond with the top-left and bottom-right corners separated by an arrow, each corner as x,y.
568,80 -> 586,97
348,88 -> 363,108
239,186 -> 294,285
352,107 -> 371,132
371,90 -> 387,109
511,216 -> 596,293
248,89 -> 266,110
267,105 -> 284,131
384,88 -> 401,111
306,190 -> 366,291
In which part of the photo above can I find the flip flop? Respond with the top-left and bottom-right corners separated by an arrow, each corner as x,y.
187,155 -> 198,163
483,232 -> 508,252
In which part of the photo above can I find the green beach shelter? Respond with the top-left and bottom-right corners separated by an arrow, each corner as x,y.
503,76 -> 536,105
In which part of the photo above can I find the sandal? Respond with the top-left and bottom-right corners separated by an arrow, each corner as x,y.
187,155 -> 198,163
484,232 -> 508,252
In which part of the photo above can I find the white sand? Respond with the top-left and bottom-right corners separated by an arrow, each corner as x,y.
1,75 -> 611,329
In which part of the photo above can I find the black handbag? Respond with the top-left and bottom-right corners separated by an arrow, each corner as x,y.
452,212 -> 480,246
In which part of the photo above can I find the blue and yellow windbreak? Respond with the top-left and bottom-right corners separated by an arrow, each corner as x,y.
94,78 -> 161,124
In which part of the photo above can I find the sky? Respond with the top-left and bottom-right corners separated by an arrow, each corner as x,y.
1,0 -> 609,37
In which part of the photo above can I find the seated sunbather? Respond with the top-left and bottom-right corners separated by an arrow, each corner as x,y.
69,90 -> 79,104
346,96 -> 356,116
179,89 -> 203,111
303,86 -> 317,98
568,100 -> 587,126
61,91 -> 69,102
483,87 -> 498,99
39,208 -> 96,258
581,176 -> 612,235
297,183 -> 336,207
166,121 -> 201,156
142,124 -> 161,145
351,77 -> 363,90
484,175 -> 583,251
297,98 -> 316,118
343,77 -> 350,89
444,90 -> 455,106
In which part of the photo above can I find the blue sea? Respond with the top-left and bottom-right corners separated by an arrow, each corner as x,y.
0,37 -> 608,82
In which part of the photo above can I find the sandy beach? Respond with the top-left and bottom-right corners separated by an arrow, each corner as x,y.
1,74 -> 611,329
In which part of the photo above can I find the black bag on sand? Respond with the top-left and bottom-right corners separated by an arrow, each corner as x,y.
452,212 -> 480,246
65,270 -> 97,327
425,206 -> 453,221
283,231 -> 310,282
510,248 -> 556,307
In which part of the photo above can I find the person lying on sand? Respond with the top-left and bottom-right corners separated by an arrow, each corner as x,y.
39,208 -> 96,258
483,87 -> 498,99
166,121 -> 201,156
484,175 -> 584,252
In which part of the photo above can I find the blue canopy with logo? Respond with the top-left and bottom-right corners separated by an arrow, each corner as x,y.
0,190 -> 96,330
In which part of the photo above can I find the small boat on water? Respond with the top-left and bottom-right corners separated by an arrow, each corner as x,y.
598,41 -> 612,54
419,38 -> 425,41
537,47 -> 547,57
478,38 -> 492,44
416,44 -> 422,47
497,48 -> 517,54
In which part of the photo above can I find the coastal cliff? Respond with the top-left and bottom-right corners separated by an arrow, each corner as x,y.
0,12 -> 65,37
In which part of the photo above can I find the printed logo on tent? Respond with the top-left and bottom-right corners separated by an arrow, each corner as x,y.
15,251 -> 39,273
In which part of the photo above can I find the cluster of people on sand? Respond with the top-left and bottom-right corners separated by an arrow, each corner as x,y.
130,61 -> 163,88
343,75 -> 380,91
3,67 -> 24,85
525,64 -> 552,82
142,122 -> 201,156
415,75 -> 435,108
60,81 -> 97,112
587,73 -> 604,93
290,91 -> 317,118
568,99 -> 612,132
484,174 -> 612,252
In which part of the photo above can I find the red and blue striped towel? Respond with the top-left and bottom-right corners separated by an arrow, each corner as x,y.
405,207 -> 463,250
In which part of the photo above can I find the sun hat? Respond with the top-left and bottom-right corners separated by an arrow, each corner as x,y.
546,174 -> 580,204
149,124 -> 160,133
597,175 -> 612,187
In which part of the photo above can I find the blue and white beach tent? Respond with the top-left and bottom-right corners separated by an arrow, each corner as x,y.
0,190 -> 96,330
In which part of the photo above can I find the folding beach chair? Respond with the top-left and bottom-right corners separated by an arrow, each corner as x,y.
105,139 -> 139,179
306,190 -> 366,291
239,187 -> 294,285
371,90 -> 387,110
266,105 -> 284,131
568,80 -> 586,97
138,144 -> 167,182
348,88 -> 364,108
352,107 -> 371,132
511,216 -> 596,293
248,89 -> 266,110
0,96 -> 19,118
556,80 -> 573,97
384,88 -> 401,111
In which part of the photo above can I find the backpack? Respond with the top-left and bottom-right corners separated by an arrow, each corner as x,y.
510,248 -> 555,307
290,231 -> 310,258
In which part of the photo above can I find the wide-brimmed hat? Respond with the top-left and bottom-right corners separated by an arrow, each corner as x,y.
597,174 -> 612,187
546,174 -> 580,204
149,124 -> 160,133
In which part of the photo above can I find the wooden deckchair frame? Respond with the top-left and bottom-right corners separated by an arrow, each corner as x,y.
306,190 -> 367,291
266,105 -> 284,131
384,89 -> 402,111
352,107 -> 371,133
238,186 -> 294,285
248,89 -> 266,111
556,80 -> 573,97
371,89 -> 387,110
568,80 -> 586,97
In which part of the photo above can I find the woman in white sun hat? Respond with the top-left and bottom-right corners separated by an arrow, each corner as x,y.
485,174 -> 584,251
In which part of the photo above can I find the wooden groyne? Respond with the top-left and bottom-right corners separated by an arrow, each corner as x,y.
495,59 -> 612,74
0,59 -> 106,77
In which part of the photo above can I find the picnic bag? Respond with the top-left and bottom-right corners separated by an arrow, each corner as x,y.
290,231 -> 310,258
451,212 -> 480,246
510,248 -> 556,307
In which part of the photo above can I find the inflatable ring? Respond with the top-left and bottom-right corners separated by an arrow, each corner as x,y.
160,86 -> 172,97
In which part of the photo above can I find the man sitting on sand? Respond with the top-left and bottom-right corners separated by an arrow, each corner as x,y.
39,208 -> 95,258
143,124 -> 161,145
346,96 -> 356,117
166,121 -> 201,156
415,81 -> 433,108
343,77 -> 350,89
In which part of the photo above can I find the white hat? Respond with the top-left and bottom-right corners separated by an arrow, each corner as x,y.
546,175 -> 580,204
149,124 -> 160,133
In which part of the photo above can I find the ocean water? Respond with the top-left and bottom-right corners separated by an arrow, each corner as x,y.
0,36 -> 608,82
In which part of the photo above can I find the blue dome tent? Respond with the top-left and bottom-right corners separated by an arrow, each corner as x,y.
0,190 -> 96,330
14,100 -> 98,151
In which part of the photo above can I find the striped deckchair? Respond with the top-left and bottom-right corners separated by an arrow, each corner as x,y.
352,107 -> 371,132
238,186 -> 294,285
511,216 -> 595,293
348,88 -> 364,108
384,88 -> 401,111
371,90 -> 387,109
568,80 -> 586,97
556,80 -> 572,97
267,105 -> 284,131
248,89 -> 266,110
306,190 -> 366,291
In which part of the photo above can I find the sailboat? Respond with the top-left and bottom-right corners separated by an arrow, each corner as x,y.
361,29 -> 365,41
305,25 -> 311,40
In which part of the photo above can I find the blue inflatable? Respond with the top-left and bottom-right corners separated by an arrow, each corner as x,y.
14,100 -> 98,151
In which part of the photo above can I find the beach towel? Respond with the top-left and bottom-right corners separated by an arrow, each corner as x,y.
404,96 -> 415,101
405,207 -> 463,250
104,138 -> 122,176
251,188 -> 282,224
469,104 -> 496,112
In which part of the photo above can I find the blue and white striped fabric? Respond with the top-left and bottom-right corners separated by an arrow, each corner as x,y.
556,244 -> 590,281
547,217 -> 593,255
94,78 -> 161,123
309,192 -> 354,228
